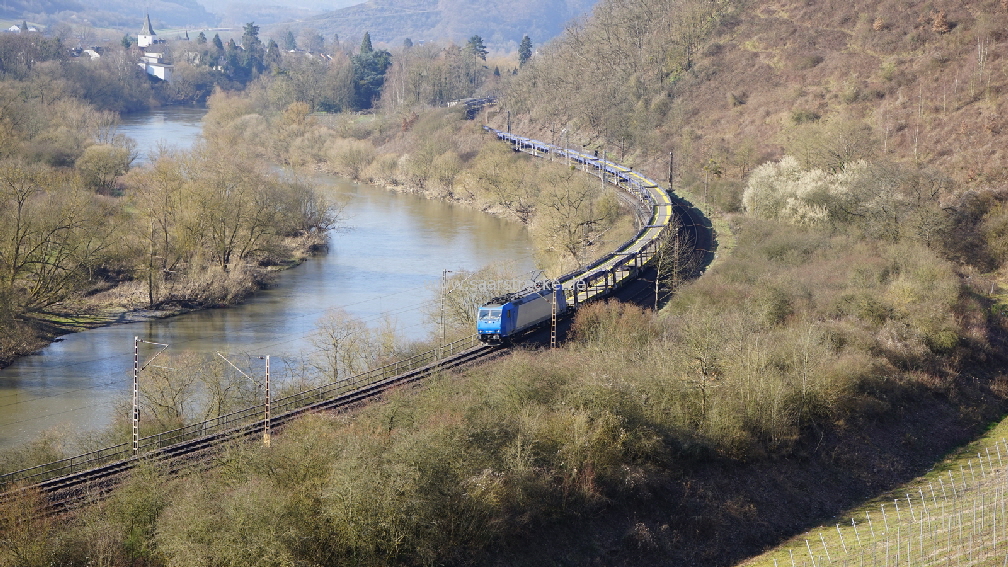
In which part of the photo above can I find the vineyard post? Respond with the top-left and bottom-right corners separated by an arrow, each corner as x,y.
895,524 -> 900,566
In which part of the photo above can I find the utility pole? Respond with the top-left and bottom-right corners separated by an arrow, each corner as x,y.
440,269 -> 452,359
601,149 -> 606,188
565,130 -> 570,169
148,221 -> 155,307
263,355 -> 270,447
668,151 -> 674,191
133,336 -> 138,456
550,283 -> 559,349
132,337 -> 169,457
217,352 -> 271,446
506,110 -> 511,134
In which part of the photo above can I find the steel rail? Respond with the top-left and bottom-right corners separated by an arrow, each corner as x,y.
7,342 -> 501,512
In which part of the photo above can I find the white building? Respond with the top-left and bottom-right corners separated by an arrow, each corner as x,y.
139,52 -> 172,82
138,13 -> 161,48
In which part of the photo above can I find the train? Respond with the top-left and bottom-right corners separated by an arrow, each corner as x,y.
476,127 -> 676,344
477,285 -> 567,343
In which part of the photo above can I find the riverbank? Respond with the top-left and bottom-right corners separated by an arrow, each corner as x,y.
0,233 -> 327,371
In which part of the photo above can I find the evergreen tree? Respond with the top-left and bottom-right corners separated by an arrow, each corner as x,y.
121,34 -> 132,49
403,37 -> 413,49
494,65 -> 500,77
466,35 -> 488,90
518,35 -> 532,67
241,22 -> 261,50
283,30 -> 297,51
265,38 -> 281,67
19,21 -> 27,32
196,31 -> 207,44
352,34 -> 391,109
466,35 -> 488,61
212,33 -> 224,51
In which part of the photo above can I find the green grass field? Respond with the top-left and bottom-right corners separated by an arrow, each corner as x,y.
741,416 -> 1008,567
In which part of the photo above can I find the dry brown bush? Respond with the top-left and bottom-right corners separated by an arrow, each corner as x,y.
931,10 -> 951,33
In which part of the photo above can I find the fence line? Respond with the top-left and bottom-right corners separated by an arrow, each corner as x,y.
758,437 -> 1008,567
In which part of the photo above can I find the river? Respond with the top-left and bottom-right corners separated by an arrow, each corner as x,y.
0,107 -> 536,449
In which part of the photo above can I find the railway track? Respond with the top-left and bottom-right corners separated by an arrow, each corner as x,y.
2,126 -> 714,515
5,343 -> 503,513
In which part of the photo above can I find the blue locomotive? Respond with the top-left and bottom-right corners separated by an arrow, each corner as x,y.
478,285 -> 567,343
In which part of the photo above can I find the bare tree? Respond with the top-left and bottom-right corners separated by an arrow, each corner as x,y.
0,160 -> 119,313
311,308 -> 400,382
534,169 -> 615,264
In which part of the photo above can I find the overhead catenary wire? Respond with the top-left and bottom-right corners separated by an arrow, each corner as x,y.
0,283 -> 441,413
0,302 -> 448,430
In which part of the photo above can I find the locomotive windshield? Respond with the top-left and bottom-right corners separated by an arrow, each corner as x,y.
479,308 -> 502,320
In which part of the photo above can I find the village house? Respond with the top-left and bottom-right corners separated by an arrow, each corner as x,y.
136,14 -> 172,82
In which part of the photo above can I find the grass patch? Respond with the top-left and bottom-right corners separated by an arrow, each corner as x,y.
741,414 -> 1008,567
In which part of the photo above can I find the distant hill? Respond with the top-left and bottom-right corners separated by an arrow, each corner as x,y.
289,0 -> 597,50
198,0 -> 363,27
3,0 -> 217,31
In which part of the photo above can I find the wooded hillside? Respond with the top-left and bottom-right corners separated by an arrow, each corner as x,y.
293,0 -> 597,50
507,0 -> 1008,196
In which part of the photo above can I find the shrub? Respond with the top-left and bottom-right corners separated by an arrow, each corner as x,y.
790,109 -> 821,124
326,137 -> 376,179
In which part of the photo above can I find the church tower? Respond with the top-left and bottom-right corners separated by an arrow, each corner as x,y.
138,13 -> 157,48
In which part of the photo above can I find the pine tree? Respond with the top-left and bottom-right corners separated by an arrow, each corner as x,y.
403,37 -> 413,49
352,33 -> 391,108
241,22 -> 261,50
265,39 -> 281,67
466,35 -> 488,91
283,30 -> 297,51
196,31 -> 207,44
212,33 -> 224,51
518,35 -> 532,67
466,35 -> 488,61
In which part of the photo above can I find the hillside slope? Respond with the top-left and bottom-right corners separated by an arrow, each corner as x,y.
294,0 -> 596,49
677,0 -> 1008,187
505,0 -> 1008,206
7,0 -> 217,30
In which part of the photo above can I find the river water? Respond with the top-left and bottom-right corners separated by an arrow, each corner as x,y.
0,108 -> 535,449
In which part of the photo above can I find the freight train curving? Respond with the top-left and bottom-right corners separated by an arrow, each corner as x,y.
477,127 -> 677,343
